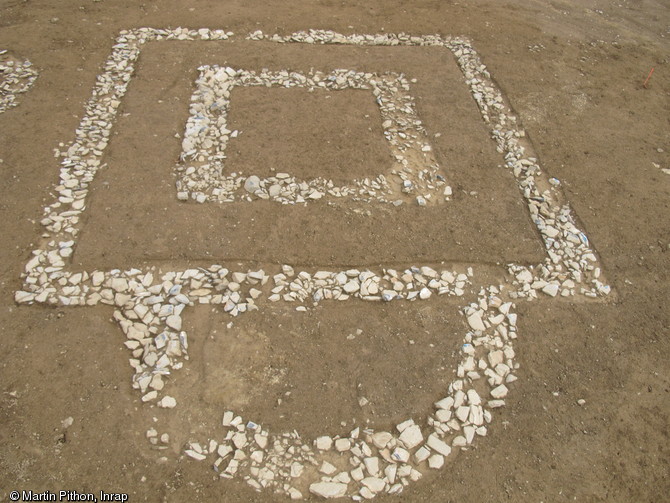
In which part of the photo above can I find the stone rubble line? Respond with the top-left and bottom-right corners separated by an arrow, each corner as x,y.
180,284 -> 517,501
10,27 -> 610,500
177,66 -> 446,206
0,49 -> 38,113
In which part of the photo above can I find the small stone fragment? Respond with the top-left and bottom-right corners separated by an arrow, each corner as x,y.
166,314 -> 182,331
361,477 -> 386,493
371,431 -> 393,449
244,175 -> 261,193
398,424 -> 423,449
335,438 -> 352,452
158,396 -> 177,408
315,436 -> 333,450
320,461 -> 337,475
490,384 -> 508,399
392,447 -> 410,463
467,312 -> 486,331
185,449 -> 206,461
542,283 -> 559,297
222,411 -> 234,426
309,482 -> 348,499
426,433 -> 452,456
428,454 -> 444,469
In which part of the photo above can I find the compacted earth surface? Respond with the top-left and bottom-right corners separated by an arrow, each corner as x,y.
0,1 -> 668,502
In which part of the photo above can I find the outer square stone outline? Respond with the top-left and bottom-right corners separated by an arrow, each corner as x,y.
14,27 -> 612,500
177,66 -> 445,205
16,27 -> 609,304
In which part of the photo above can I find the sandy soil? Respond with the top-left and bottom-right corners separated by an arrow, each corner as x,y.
0,1 -> 668,502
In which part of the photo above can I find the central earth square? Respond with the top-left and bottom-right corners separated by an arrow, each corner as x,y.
226,86 -> 390,183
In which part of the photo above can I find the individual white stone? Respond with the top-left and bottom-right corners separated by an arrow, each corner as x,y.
360,487 -> 374,500
384,464 -> 397,484
141,391 -> 157,402
244,175 -> 261,193
409,468 -> 423,481
542,283 -> 559,297
363,456 -> 380,477
361,477 -> 386,493
392,447 -> 410,463
309,482 -> 348,499
490,384 -> 509,399
435,409 -> 452,422
467,312 -> 486,331
158,396 -> 177,408
396,419 -> 414,433
415,446 -> 431,463
427,433 -> 452,456
166,314 -> 182,331
516,269 -> 533,283
222,411 -> 234,426
495,363 -> 510,377
232,432 -> 247,449
334,471 -> 351,484
381,290 -> 396,301
288,488 -> 303,500
544,226 -> 560,238
315,436 -> 333,450
14,291 -> 34,303
397,465 -> 412,478
464,425 -> 476,444
466,389 -> 481,405
254,434 -> 267,449
398,424 -> 423,449
335,438 -> 352,452
469,405 -> 484,426
371,431 -> 392,449
350,465 -> 365,481
320,461 -> 337,475
150,374 -> 164,391
185,449 -> 206,461
217,444 -> 233,458
343,280 -> 359,293
110,277 -> 128,292
455,405 -> 470,422
290,462 -> 304,478
435,396 -> 454,410
488,350 -> 504,367
428,454 -> 444,469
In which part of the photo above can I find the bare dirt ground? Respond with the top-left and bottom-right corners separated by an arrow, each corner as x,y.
0,1 -> 668,502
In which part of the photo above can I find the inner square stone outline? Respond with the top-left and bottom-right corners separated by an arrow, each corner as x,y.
175,66 -> 448,204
